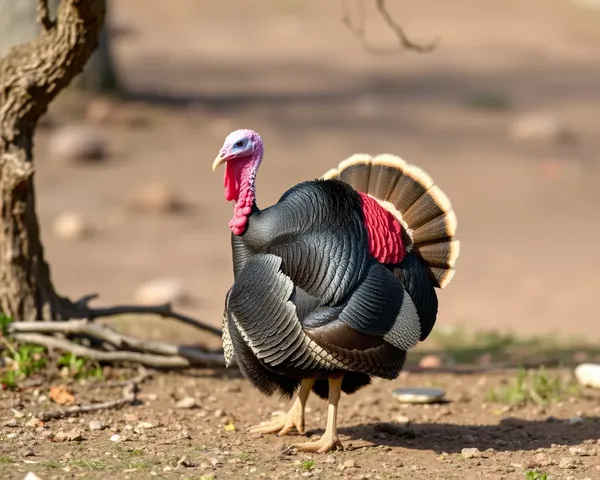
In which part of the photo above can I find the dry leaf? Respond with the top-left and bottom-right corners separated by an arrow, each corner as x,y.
49,385 -> 75,405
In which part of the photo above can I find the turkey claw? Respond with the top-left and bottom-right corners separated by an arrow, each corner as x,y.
248,411 -> 305,436
290,435 -> 343,453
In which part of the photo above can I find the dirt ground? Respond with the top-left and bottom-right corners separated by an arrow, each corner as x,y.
3,0 -> 600,478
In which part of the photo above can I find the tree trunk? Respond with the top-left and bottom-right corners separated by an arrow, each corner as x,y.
0,0 -> 118,95
0,0 -> 106,320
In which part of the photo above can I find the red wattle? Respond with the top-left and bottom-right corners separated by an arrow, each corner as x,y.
224,162 -> 238,202
358,192 -> 406,265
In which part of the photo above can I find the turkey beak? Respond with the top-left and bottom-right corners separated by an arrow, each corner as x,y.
212,150 -> 229,171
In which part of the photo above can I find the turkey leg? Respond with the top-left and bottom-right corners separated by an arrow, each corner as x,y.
249,378 -> 315,435
290,376 -> 344,453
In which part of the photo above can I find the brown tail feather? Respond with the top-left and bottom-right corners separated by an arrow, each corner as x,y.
320,153 -> 459,289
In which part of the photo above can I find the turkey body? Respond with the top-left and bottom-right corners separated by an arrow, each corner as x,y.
223,178 -> 438,401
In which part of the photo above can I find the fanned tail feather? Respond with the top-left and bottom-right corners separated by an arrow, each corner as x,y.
321,154 -> 459,289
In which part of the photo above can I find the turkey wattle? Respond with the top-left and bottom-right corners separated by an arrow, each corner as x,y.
212,129 -> 460,453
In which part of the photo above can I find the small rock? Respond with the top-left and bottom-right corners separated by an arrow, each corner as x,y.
123,414 -> 139,422
574,363 -> 600,389
177,455 -> 196,468
214,409 -> 225,418
163,465 -> 173,472
127,181 -> 188,215
52,211 -> 93,241
38,429 -> 53,439
509,114 -> 576,144
418,354 -> 442,369
24,473 -> 42,480
6,433 -> 18,439
393,414 -> 410,426
137,422 -> 154,429
533,453 -> 553,467
340,459 -> 356,470
134,278 -> 190,306
392,387 -> 446,404
324,456 -> 336,464
559,457 -> 580,469
461,448 -> 483,459
25,418 -> 39,428
174,396 -> 199,409
89,420 -> 106,431
65,428 -> 84,442
569,446 -> 589,456
4,419 -> 19,427
48,125 -> 107,163
109,434 -> 122,442
568,416 -> 584,425
21,447 -> 34,457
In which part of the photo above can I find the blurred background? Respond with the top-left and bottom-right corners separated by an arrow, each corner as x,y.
3,0 -> 599,344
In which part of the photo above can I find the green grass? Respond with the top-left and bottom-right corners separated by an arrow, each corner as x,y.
487,367 -> 580,406
70,459 -> 108,470
1,342 -> 47,389
411,326 -> 598,368
58,352 -> 104,380
525,470 -> 550,480
0,456 -> 12,464
301,459 -> 316,471
39,460 -> 62,469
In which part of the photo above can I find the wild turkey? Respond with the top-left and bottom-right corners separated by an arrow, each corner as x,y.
212,129 -> 459,453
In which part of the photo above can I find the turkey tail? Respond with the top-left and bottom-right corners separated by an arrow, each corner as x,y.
321,154 -> 459,289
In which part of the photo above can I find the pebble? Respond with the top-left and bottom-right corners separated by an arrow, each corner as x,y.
174,396 -> 199,409
509,114 -> 576,143
39,431 -> 54,440
4,419 -> 19,427
574,363 -> 600,389
568,415 -> 584,425
55,428 -> 84,442
137,422 -> 155,429
339,459 -> 356,470
392,387 -> 446,404
134,278 -> 190,306
25,418 -> 39,428
48,125 -> 107,163
393,414 -> 410,426
52,211 -> 93,241
177,455 -> 197,468
89,420 -> 106,431
559,457 -> 581,469
109,434 -> 122,442
418,354 -> 442,369
127,181 -> 188,215
461,448 -> 483,459
24,473 -> 42,480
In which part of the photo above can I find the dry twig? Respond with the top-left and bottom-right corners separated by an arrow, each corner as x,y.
342,0 -> 438,55
12,332 -> 226,369
36,368 -> 151,421
63,293 -> 222,337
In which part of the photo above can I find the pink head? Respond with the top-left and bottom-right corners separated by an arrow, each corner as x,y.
212,129 -> 264,235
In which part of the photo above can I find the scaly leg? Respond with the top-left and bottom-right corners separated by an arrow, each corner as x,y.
290,376 -> 344,453
249,379 -> 315,435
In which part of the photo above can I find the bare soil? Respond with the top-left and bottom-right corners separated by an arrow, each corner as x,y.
3,0 -> 600,478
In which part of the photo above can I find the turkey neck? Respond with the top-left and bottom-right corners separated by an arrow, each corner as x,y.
228,152 -> 262,236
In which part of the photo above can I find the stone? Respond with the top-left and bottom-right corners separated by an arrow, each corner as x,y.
127,181 -> 187,215
392,387 -> 446,404
568,416 -> 584,425
574,363 -> 600,389
89,420 -> 106,431
25,418 -> 39,428
461,448 -> 483,459
418,354 -> 442,369
134,278 -> 189,306
52,211 -> 92,241
392,414 -> 410,426
509,114 -> 576,144
48,125 -> 107,163
109,434 -> 122,442
23,473 -> 42,480
174,396 -> 199,409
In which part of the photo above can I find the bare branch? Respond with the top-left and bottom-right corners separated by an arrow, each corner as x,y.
12,332 -> 227,369
342,0 -> 438,55
36,0 -> 55,31
36,369 -> 151,421
63,294 -> 222,337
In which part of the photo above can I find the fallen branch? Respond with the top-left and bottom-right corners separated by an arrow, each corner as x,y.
12,332 -> 226,369
37,368 -> 151,421
63,293 -> 222,337
342,0 -> 438,55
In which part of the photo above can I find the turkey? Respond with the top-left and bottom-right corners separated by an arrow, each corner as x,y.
212,129 -> 459,453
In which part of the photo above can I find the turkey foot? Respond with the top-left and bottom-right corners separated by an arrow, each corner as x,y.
290,376 -> 344,453
249,379 -> 314,436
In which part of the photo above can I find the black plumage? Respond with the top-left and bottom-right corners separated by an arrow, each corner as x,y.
215,139 -> 460,453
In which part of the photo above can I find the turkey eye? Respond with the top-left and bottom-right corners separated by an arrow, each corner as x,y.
234,140 -> 245,148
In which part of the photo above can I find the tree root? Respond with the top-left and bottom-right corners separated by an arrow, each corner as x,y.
36,368 -> 152,422
342,0 -> 438,55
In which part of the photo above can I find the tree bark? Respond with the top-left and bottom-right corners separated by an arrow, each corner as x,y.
0,0 -> 106,320
0,0 -> 118,95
